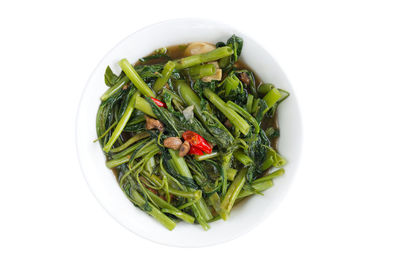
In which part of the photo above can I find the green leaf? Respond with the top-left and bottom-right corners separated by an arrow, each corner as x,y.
254,99 -> 269,123
163,91 -> 174,112
139,54 -> 171,63
104,66 -> 119,87
227,35 -> 243,62
218,35 -> 244,69
135,64 -> 163,79
218,71 -> 248,106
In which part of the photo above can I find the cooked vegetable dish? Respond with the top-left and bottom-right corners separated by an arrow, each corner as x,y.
95,35 -> 289,230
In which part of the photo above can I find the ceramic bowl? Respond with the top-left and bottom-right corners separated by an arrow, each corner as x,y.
76,18 -> 302,247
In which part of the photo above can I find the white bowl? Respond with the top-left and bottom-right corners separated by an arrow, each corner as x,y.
76,18 -> 302,247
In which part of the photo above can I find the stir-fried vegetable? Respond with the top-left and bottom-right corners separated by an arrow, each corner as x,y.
95,35 -> 289,231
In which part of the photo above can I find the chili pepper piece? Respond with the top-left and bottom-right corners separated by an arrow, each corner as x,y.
182,130 -> 212,154
188,146 -> 204,155
150,97 -> 167,108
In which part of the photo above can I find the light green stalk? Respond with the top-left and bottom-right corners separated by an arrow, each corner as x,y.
257,83 -> 275,96
135,96 -> 156,117
118,58 -> 156,97
174,47 -> 233,69
100,76 -> 129,101
227,168 -> 237,181
221,151 -> 233,195
208,192 -> 221,214
246,94 -> 254,112
110,132 -> 150,153
130,190 -> 176,230
233,150 -> 253,166
188,64 -> 216,79
263,88 -> 282,110
143,172 -> 202,200
220,168 -> 247,220
256,169 -> 285,183
168,149 -> 213,228
175,80 -> 203,118
238,180 -> 274,199
251,98 -> 260,113
260,147 -> 287,171
153,61 -> 176,92
194,152 -> 219,161
111,139 -> 149,160
106,155 -> 130,168
146,191 -> 195,224
134,143 -> 159,159
144,156 -> 156,174
227,101 -> 260,135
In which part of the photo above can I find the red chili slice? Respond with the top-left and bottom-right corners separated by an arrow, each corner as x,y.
182,130 -> 212,154
150,97 -> 167,108
188,145 -> 204,155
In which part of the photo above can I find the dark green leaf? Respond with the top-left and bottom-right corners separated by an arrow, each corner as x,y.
254,99 -> 268,123
163,91 -> 174,112
139,54 -> 171,63
227,35 -> 243,62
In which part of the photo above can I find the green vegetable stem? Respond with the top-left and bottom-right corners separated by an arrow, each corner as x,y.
119,58 -> 156,97
174,47 -> 233,69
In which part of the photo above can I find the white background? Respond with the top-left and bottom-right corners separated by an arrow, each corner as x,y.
1,0 -> 399,266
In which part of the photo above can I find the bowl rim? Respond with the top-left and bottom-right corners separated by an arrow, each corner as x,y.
75,17 -> 303,247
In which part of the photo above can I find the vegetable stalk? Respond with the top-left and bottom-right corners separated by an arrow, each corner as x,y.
174,47 -> 233,69
246,94 -> 254,112
238,180 -> 274,199
257,83 -> 275,96
237,170 -> 284,199
119,58 -> 156,97
146,191 -> 195,223
203,88 -> 250,135
110,132 -> 150,153
176,80 -> 203,119
233,150 -> 253,166
220,168 -> 247,220
153,61 -> 176,92
256,169 -> 285,183
263,88 -> 281,110
260,147 -> 287,171
227,168 -> 237,181
188,64 -> 216,79
135,96 -> 156,117
111,139 -> 149,159
194,152 -> 219,161
227,101 -> 260,135
168,149 -> 213,226
100,76 -> 129,101
106,155 -> 130,168
143,172 -> 202,200
221,151 -> 233,195
130,190 -> 176,230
